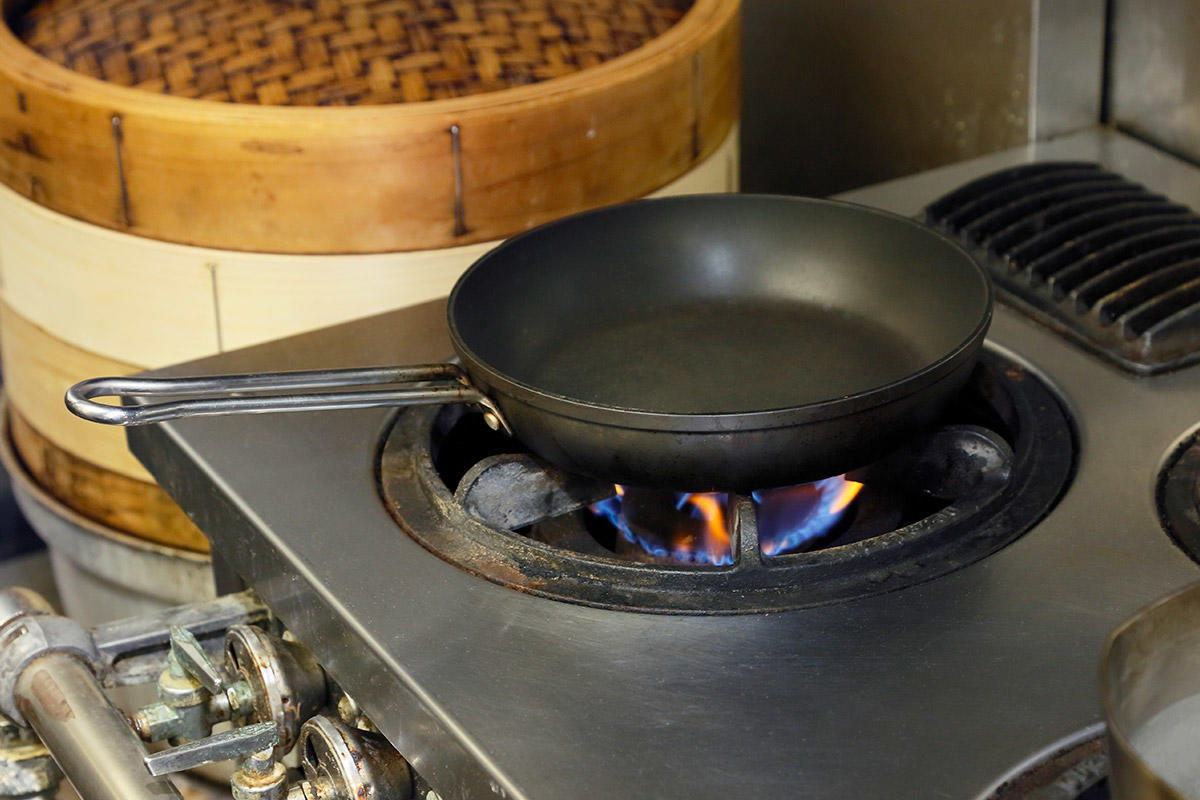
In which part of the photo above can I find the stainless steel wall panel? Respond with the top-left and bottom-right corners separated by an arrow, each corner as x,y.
1112,0 -> 1200,163
741,0 -> 1034,195
1031,0 -> 1106,139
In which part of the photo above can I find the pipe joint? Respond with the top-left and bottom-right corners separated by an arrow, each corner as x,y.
0,590 -> 99,725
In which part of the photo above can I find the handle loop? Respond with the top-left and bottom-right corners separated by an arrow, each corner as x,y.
64,363 -> 511,433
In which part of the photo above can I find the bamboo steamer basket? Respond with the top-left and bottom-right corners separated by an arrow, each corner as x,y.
0,130 -> 737,552
0,0 -> 741,553
0,0 -> 741,254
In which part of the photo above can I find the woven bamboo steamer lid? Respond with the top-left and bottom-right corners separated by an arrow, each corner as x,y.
0,0 -> 741,254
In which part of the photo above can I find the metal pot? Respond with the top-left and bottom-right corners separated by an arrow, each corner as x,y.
1101,581 -> 1200,799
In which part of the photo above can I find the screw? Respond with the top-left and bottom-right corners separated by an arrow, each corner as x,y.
336,694 -> 359,726
482,412 -> 501,431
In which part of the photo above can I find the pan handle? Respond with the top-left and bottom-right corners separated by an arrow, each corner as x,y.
64,364 -> 513,433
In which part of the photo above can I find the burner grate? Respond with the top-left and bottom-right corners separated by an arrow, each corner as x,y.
924,162 -> 1200,374
379,349 -> 1075,614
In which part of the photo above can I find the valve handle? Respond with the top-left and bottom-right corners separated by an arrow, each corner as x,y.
169,625 -> 225,694
143,721 -> 278,776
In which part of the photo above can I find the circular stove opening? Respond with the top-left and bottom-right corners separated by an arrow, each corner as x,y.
379,347 -> 1075,613
980,726 -> 1109,800
1159,428 -> 1200,562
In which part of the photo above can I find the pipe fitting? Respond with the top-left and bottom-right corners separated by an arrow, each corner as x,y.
0,589 -> 98,725
16,652 -> 182,800
231,747 -> 289,800
0,715 -> 61,797
0,589 -> 52,630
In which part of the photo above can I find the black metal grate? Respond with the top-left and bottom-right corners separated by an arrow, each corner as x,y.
924,161 -> 1200,374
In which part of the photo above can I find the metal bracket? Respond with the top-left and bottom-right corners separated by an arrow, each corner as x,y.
91,590 -> 269,687
0,591 -> 100,725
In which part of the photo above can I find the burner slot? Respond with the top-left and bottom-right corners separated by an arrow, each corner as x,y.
1120,277 -> 1200,340
992,197 -> 1179,260
1095,259 -> 1200,324
1020,211 -> 1189,281
940,169 -> 1120,234
1071,243 -> 1200,313
924,161 -> 1101,222
960,178 -> 1132,245
1046,228 -> 1200,298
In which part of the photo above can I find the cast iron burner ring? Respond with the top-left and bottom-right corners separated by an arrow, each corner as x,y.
378,347 -> 1075,613
978,725 -> 1109,800
1157,427 -> 1200,560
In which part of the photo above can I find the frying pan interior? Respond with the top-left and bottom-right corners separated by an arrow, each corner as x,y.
450,195 -> 991,416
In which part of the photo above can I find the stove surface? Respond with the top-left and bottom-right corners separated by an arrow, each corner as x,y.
130,128 -> 1200,799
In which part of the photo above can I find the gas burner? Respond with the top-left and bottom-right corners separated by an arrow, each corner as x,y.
586,476 -> 864,565
980,727 -> 1109,800
379,347 -> 1075,613
1159,429 -> 1200,560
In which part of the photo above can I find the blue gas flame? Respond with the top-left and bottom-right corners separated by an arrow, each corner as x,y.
589,477 -> 861,564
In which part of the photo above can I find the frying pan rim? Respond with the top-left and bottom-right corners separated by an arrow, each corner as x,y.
446,194 -> 993,432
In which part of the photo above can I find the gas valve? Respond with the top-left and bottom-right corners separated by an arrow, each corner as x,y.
132,626 -> 256,744
0,588 -> 426,800
225,624 -> 327,754
133,623 -> 326,755
291,716 -> 413,800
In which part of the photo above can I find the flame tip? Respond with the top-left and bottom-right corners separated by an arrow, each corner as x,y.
592,476 -> 862,563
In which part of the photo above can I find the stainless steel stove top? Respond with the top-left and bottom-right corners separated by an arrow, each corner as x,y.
129,127 -> 1200,800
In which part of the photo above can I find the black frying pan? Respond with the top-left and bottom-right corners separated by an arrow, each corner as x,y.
66,195 -> 992,492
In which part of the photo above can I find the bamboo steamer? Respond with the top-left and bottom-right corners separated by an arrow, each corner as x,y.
0,128 -> 738,369
0,127 -> 737,552
0,0 -> 741,254
0,0 -> 740,553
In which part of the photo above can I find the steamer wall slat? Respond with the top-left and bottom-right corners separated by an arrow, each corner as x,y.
8,408 -> 207,551
0,126 -> 737,366
0,192 -> 220,365
0,299 -> 149,481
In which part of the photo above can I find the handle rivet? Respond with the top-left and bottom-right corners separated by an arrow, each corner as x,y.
483,412 -> 501,431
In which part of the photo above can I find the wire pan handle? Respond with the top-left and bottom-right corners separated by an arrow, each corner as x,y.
64,363 -> 509,431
